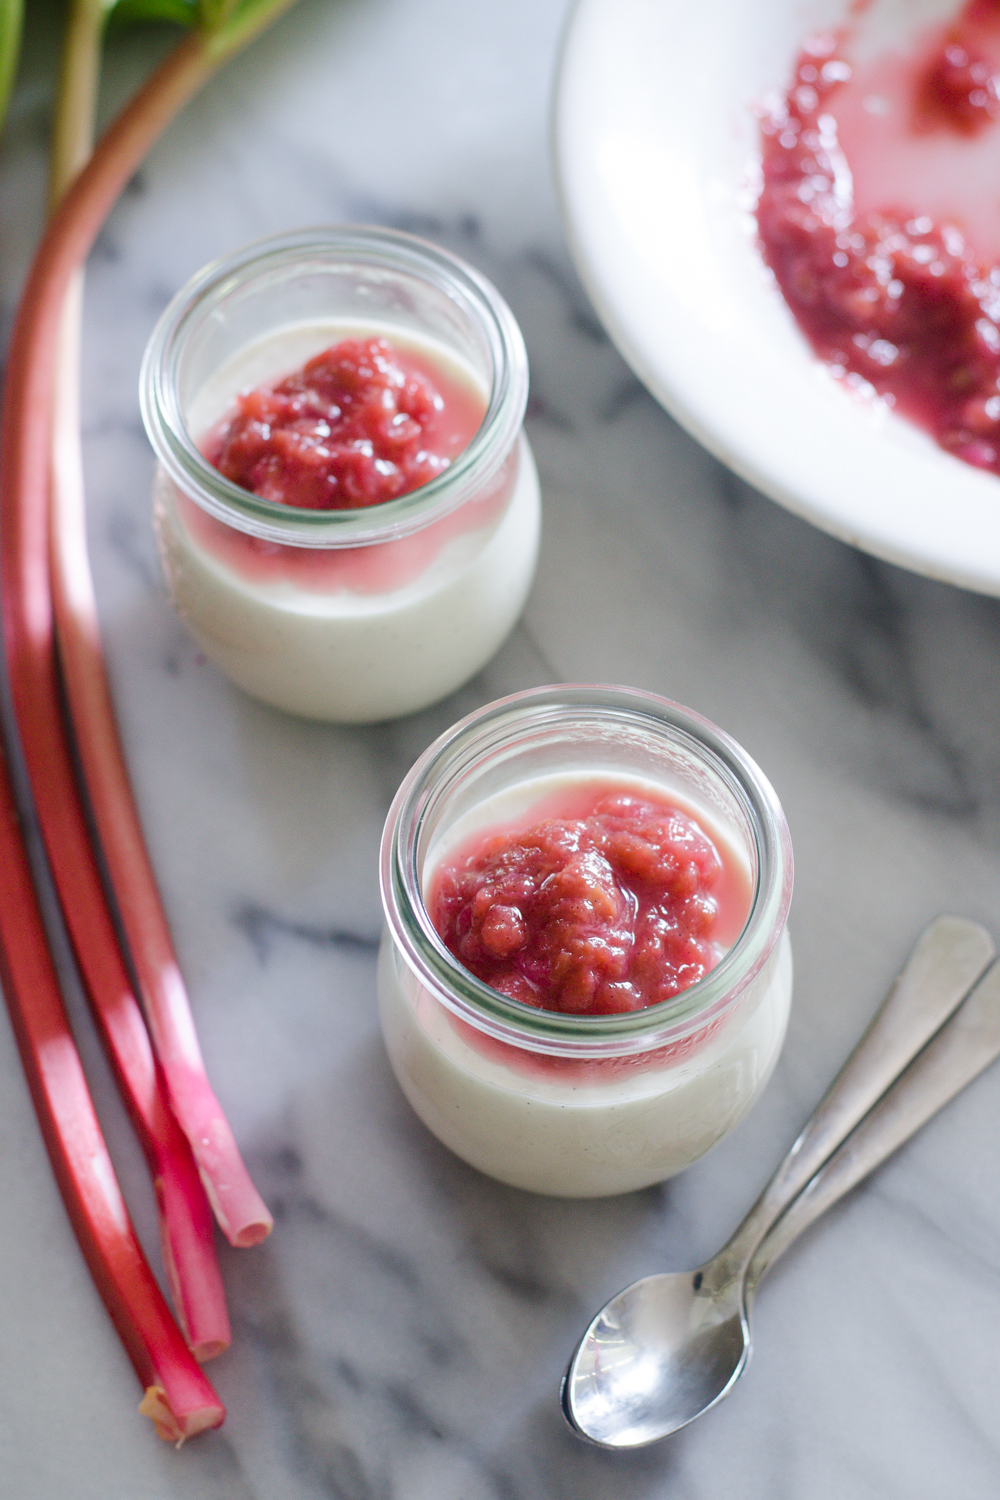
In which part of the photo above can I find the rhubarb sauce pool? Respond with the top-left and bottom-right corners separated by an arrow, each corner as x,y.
757,0 -> 1000,475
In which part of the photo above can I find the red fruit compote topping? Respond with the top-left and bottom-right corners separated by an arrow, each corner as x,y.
203,336 -> 484,509
428,780 -> 752,1016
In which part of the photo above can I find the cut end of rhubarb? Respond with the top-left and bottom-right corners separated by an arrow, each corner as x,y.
192,1336 -> 230,1364
197,1161 -> 273,1248
139,1384 -> 225,1445
231,1218 -> 273,1249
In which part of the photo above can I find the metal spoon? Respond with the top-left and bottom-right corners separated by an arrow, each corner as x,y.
562,915 -> 999,1449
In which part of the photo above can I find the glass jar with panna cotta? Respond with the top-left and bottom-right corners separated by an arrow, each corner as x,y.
140,226 -> 540,722
378,685 -> 794,1197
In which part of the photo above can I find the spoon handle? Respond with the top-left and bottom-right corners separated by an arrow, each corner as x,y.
720,915 -> 994,1274
747,955 -> 1000,1292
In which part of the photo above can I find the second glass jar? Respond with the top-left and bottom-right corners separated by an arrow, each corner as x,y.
141,226 -> 540,722
379,685 -> 794,1197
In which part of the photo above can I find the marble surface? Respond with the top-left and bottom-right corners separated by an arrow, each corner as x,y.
1,2 -> 1000,1496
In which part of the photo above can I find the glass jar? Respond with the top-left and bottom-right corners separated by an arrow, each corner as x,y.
378,685 -> 793,1197
140,226 -> 540,722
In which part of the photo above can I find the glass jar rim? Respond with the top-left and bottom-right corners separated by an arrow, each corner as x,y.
381,684 -> 793,1058
139,225 -> 529,549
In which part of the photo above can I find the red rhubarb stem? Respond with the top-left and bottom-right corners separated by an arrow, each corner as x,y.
0,737 -> 224,1441
3,32 -> 272,1248
50,274 -> 231,1358
47,3 -> 230,1356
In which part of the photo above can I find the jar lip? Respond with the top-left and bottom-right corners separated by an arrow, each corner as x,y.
380,684 -> 794,1057
139,225 -> 529,549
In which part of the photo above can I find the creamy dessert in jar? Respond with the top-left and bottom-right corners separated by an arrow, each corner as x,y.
378,686 -> 793,1197
140,228 -> 540,722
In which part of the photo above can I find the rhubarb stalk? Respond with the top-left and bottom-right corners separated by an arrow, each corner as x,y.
46,6 -> 272,1251
0,0 -> 299,1434
0,736 -> 225,1440
0,0 -> 225,1435
3,7 -> 298,1260
46,0 -> 231,1361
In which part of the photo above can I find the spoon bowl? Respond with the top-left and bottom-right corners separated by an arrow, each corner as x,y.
563,1271 -> 749,1447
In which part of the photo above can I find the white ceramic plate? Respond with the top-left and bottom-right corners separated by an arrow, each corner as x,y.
554,0 -> 1000,595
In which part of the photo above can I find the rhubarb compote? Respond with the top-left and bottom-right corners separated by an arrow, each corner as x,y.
429,781 -> 750,1016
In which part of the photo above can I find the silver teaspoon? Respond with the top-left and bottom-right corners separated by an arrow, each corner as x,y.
562,914 -> 998,1449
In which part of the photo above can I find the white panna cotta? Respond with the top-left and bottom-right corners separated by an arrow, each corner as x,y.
379,691 -> 794,1199
141,229 -> 540,723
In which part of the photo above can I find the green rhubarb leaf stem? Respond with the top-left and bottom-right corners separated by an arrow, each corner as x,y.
50,0 -> 110,203
201,0 -> 301,62
0,0 -> 23,133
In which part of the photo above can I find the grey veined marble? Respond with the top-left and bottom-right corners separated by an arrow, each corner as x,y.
1,2 -> 999,1497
